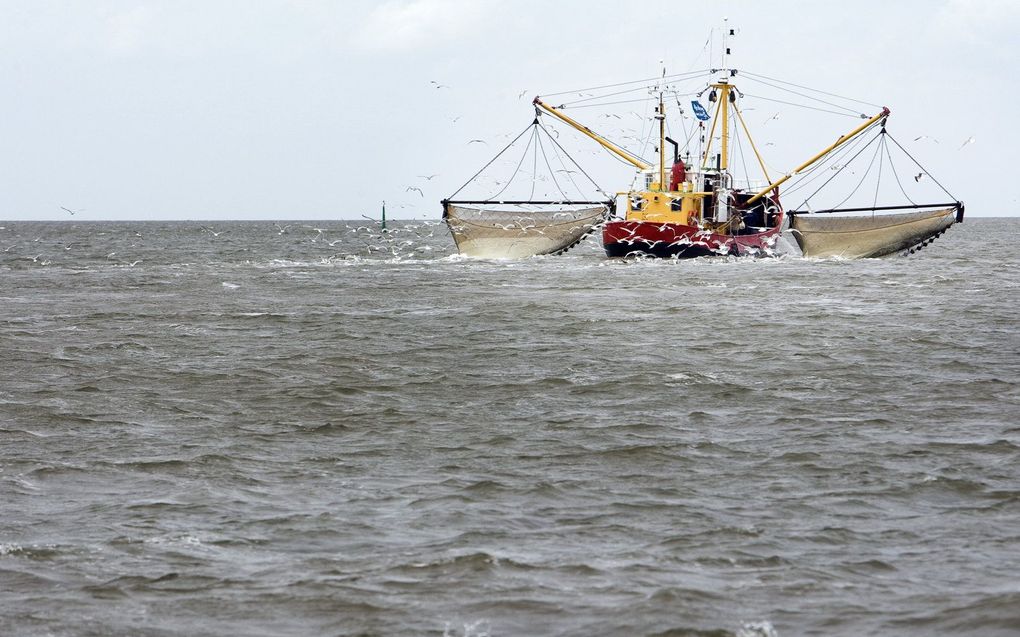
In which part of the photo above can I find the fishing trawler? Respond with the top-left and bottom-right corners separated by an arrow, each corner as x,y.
442,34 -> 963,259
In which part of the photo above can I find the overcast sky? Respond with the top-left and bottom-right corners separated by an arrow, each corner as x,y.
1,0 -> 1016,220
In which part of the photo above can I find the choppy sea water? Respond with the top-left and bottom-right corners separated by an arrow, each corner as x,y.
1,218 -> 1018,637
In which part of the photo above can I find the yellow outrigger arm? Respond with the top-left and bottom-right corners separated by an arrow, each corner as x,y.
533,98 -> 652,171
746,107 -> 891,205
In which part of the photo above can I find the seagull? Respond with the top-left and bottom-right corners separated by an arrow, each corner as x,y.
418,174 -> 439,180
327,239 -> 342,247
451,116 -> 461,123
406,186 -> 424,197
201,226 -> 228,237
274,223 -> 291,234
467,139 -> 487,145
518,89 -> 528,99
60,206 -> 82,215
958,136 -> 975,150
914,135 -> 940,144
914,172 -> 926,182
765,112 -> 780,123
429,81 -> 450,89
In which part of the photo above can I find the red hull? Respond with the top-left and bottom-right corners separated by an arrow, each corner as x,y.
603,220 -> 783,258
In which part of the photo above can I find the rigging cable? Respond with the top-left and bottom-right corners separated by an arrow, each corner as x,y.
783,123 -> 879,198
738,93 -> 861,118
790,128 -> 883,210
829,134 -> 885,210
884,132 -> 959,201
733,114 -> 751,188
873,134 -> 886,210
882,136 -> 916,206
529,122 -> 540,200
534,128 -> 569,200
558,93 -> 701,110
536,119 -> 611,199
487,126 -> 537,202
539,69 -> 712,99
447,120 -> 538,201
542,126 -> 587,198
740,70 -> 884,109
558,74 -> 708,108
738,74 -> 866,117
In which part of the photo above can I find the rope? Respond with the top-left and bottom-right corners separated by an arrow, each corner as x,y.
738,92 -> 861,118
829,134 -> 884,210
733,115 -> 751,187
790,129 -> 882,210
740,71 -> 884,109
732,101 -> 771,183
885,132 -> 959,201
783,124 -> 878,198
883,136 -> 916,206
486,126 -> 536,202
558,93 -> 700,110
738,74 -> 867,116
539,69 -> 712,98
542,126 -> 586,198
447,121 -> 537,200
529,123 -> 540,200
559,73 -> 707,107
534,129 -> 568,200
873,135 -> 886,210
537,120 -> 610,198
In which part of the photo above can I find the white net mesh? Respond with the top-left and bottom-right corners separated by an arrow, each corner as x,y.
444,203 -> 609,258
791,207 -> 957,258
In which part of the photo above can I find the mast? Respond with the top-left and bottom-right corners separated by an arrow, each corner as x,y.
657,93 -> 665,190
719,82 -> 730,171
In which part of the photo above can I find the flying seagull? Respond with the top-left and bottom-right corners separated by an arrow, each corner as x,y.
914,135 -> 939,144
430,81 -> 450,89
958,136 -> 975,150
914,172 -> 926,182
406,186 -> 424,197
418,174 -> 439,180
60,206 -> 82,215
467,139 -> 487,145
